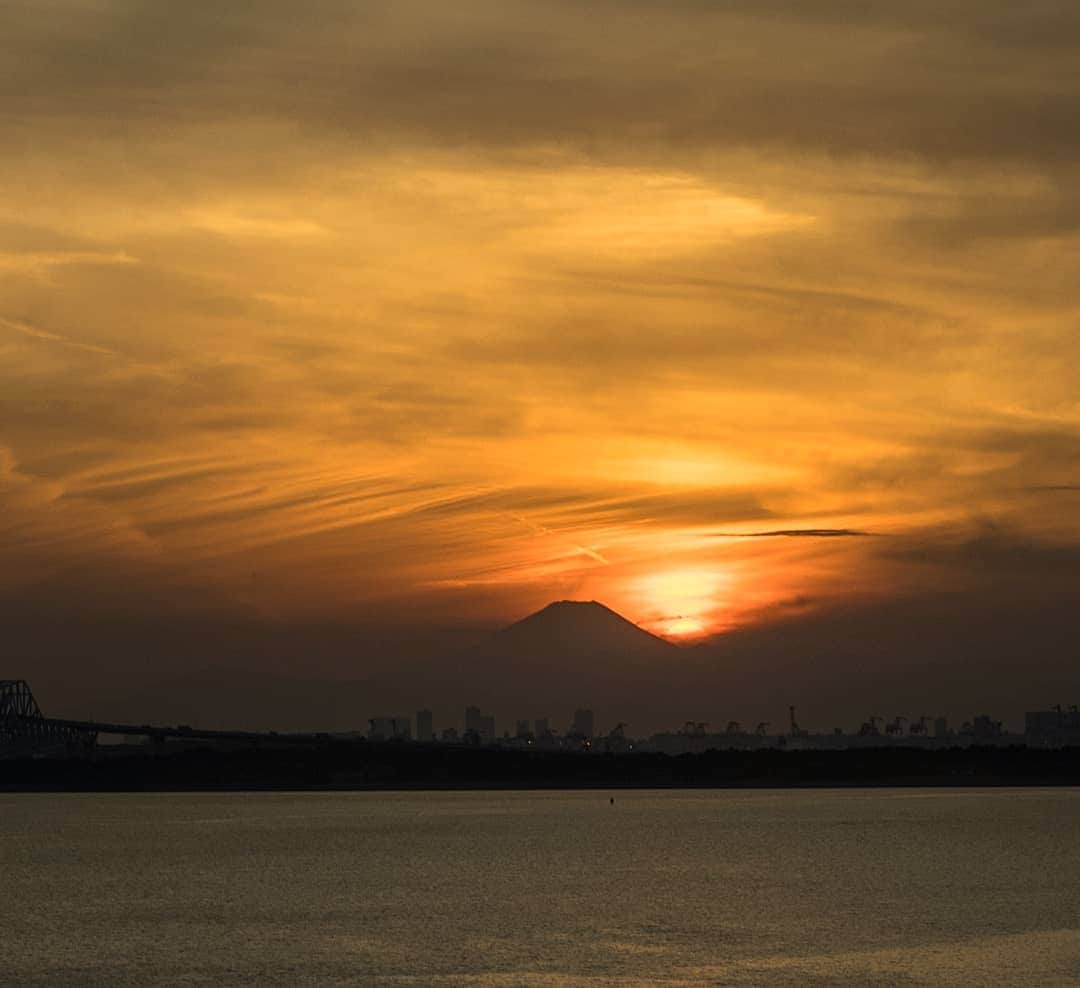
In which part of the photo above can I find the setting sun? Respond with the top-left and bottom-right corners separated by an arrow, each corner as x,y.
660,616 -> 707,639
633,568 -> 728,640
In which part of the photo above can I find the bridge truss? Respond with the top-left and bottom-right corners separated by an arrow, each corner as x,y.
0,680 -> 98,757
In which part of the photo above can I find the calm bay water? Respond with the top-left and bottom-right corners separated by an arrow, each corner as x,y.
2,788 -> 1080,986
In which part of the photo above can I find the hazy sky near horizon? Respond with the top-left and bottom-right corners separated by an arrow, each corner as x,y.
3,0 -> 1080,702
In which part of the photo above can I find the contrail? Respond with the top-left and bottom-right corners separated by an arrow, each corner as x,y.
0,316 -> 119,357
508,512 -> 610,565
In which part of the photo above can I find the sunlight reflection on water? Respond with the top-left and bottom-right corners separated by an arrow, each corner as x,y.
2,789 -> 1079,986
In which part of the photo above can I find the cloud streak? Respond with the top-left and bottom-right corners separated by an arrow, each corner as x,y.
0,0 -> 1078,723
713,529 -> 875,539
0,316 -> 121,357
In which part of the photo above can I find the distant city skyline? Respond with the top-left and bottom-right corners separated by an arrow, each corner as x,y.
9,596 -> 1080,737
362,702 -> 1080,748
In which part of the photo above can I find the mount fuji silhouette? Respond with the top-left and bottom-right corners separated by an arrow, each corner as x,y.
423,600 -> 686,721
493,600 -> 680,662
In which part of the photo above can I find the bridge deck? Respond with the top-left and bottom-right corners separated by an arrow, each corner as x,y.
6,715 -> 332,744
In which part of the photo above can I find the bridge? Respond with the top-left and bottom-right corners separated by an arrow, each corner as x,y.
0,680 -> 99,757
0,680 -> 333,758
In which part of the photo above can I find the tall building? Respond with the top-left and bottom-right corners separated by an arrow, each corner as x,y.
1026,707 -> 1080,746
573,708 -> 595,738
368,716 -> 411,741
416,709 -> 434,742
971,714 -> 1002,740
465,705 -> 496,741
515,719 -> 531,738
534,717 -> 549,737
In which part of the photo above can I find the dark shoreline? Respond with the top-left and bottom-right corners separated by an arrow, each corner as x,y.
3,741 -> 1080,792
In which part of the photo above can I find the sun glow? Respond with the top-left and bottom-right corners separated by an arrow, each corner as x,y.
635,568 -> 728,640
662,616 -> 707,638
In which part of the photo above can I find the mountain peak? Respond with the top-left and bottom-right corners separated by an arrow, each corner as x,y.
453,599 -> 683,717
535,599 -> 615,616
494,599 -> 680,656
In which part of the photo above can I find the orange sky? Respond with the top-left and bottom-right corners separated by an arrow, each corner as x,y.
3,1 -> 1079,720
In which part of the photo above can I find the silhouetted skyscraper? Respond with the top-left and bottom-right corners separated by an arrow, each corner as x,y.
972,715 -> 1002,740
369,716 -> 410,741
465,705 -> 495,741
573,708 -> 594,738
1026,707 -> 1080,745
416,709 -> 433,742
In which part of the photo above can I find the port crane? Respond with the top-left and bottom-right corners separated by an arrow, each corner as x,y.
725,720 -> 741,735
683,721 -> 709,737
885,716 -> 908,736
909,715 -> 930,736
755,721 -> 770,736
858,715 -> 884,737
789,706 -> 807,738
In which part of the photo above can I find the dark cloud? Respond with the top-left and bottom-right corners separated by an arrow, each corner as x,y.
4,0 -> 1079,170
714,529 -> 873,538
818,425 -> 1080,512
899,189 -> 1080,245
880,524 -> 1080,580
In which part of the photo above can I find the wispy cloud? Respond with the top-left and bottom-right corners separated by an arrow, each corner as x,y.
0,250 -> 137,277
0,316 -> 120,357
0,0 -> 1077,686
712,529 -> 875,538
